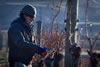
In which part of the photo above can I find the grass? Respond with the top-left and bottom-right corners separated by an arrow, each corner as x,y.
0,48 -> 8,67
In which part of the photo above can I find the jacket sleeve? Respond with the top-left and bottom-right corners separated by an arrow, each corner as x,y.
8,24 -> 45,54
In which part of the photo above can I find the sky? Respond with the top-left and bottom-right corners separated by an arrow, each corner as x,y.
0,0 -> 66,30
78,0 -> 100,22
0,0 -> 100,30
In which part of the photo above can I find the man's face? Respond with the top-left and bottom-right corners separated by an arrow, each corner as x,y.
24,15 -> 34,25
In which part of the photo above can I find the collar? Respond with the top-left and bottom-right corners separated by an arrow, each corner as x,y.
23,21 -> 34,31
19,18 -> 34,31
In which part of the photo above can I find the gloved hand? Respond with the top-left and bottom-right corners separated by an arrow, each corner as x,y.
40,52 -> 48,57
38,47 -> 50,57
38,47 -> 50,53
45,48 -> 50,52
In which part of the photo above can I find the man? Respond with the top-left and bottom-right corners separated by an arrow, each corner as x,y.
8,4 -> 48,67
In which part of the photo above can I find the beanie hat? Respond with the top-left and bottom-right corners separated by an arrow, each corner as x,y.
20,4 -> 37,18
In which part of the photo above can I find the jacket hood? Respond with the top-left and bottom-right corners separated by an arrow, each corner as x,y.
11,18 -> 34,31
11,18 -> 24,25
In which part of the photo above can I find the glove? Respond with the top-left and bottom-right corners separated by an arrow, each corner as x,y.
40,52 -> 48,57
38,47 -> 46,53
38,47 -> 50,53
38,47 -> 50,57
45,48 -> 50,52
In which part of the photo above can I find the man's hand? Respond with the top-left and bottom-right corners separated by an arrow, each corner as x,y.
41,52 -> 48,57
38,47 -> 50,57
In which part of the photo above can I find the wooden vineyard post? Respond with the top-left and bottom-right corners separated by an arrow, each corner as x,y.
65,0 -> 79,67
37,20 -> 42,45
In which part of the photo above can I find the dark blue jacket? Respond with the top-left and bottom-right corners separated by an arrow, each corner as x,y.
8,18 -> 45,65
